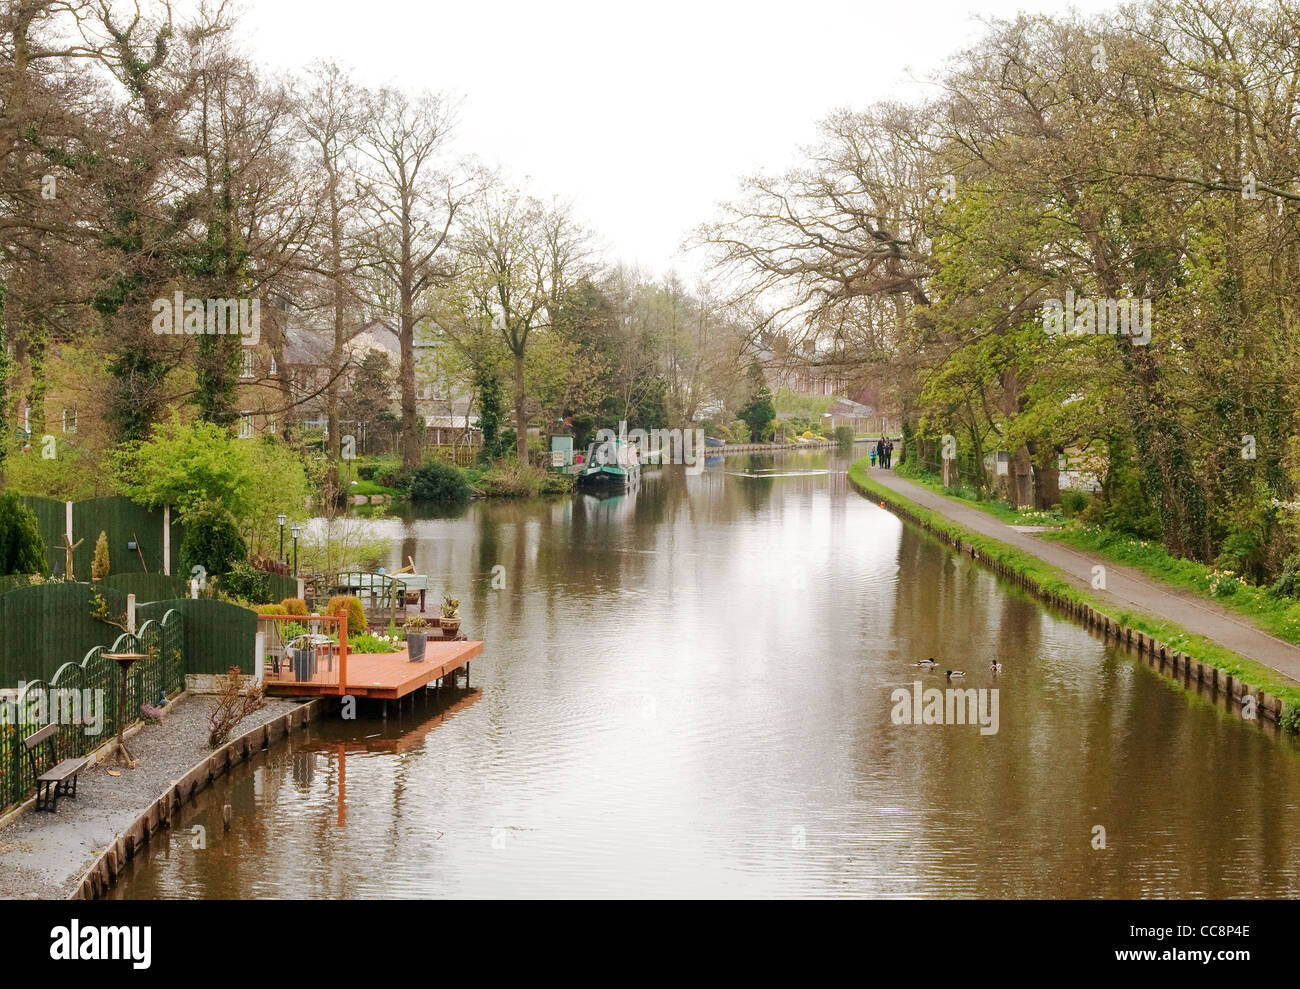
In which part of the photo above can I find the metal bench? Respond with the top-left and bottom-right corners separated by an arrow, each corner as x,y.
23,723 -> 88,812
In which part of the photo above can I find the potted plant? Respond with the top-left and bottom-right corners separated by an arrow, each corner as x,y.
439,596 -> 461,636
403,616 -> 430,662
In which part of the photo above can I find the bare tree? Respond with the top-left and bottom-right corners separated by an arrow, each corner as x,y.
356,86 -> 469,469
297,59 -> 364,457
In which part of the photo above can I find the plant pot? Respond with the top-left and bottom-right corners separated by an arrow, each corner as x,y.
291,647 -> 316,681
439,617 -> 461,636
405,632 -> 427,663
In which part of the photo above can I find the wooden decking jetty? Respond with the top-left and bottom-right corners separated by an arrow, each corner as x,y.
264,640 -> 482,700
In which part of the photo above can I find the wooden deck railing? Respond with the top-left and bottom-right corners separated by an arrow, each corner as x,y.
257,613 -> 349,695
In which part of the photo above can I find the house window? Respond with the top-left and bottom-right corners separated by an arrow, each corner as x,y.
240,350 -> 255,378
239,412 -> 254,439
61,409 -> 77,433
269,355 -> 278,376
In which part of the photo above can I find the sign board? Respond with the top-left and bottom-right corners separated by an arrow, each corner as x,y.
550,434 -> 573,468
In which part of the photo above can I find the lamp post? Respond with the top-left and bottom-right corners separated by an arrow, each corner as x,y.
277,513 -> 287,564
291,525 -> 302,576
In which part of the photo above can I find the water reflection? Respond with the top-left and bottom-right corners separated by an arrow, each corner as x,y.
113,449 -> 1300,898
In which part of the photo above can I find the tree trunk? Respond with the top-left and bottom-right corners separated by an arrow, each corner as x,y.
399,303 -> 420,468
513,350 -> 528,464
0,280 -> 9,486
1009,446 -> 1033,508
1027,441 -> 1061,508
326,184 -> 344,460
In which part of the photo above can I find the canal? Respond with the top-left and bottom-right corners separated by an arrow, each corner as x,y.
112,448 -> 1300,897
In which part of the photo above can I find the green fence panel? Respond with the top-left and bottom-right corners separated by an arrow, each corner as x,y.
139,598 -> 255,676
17,494 -> 182,579
0,583 -> 130,685
98,572 -> 188,602
268,573 -> 299,602
18,495 -> 65,574
73,496 -> 179,578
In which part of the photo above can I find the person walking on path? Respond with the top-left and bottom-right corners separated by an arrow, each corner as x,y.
886,439 -> 894,468
876,437 -> 885,468
870,446 -> 877,467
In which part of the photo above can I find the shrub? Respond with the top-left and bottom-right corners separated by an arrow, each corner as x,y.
1209,570 -> 1241,598
833,426 -> 853,446
377,467 -> 416,491
356,464 -> 379,481
1281,702 -> 1300,735
1271,555 -> 1300,599
729,420 -> 750,443
0,491 -> 46,575
220,561 -> 271,603
409,460 -> 470,502
1095,458 -> 1161,538
326,594 -> 366,637
499,429 -> 518,459
257,603 -> 287,615
479,464 -> 573,497
91,530 -> 111,580
208,667 -> 265,748
1060,489 -> 1091,517
180,502 -> 246,578
280,597 -> 308,615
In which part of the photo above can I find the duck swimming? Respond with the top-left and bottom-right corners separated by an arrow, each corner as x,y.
945,670 -> 966,680
912,658 -> 939,668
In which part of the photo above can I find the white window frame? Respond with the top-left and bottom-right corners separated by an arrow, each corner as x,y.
238,412 -> 254,439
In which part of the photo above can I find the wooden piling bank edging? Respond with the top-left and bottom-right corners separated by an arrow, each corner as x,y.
848,473 -> 1288,728
67,698 -> 327,900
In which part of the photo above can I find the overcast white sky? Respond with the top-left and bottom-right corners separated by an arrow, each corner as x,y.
238,0 -> 1120,279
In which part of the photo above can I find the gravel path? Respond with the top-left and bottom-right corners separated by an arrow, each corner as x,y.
869,469 -> 1300,684
0,694 -> 303,900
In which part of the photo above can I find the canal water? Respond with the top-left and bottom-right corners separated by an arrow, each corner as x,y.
112,448 -> 1300,897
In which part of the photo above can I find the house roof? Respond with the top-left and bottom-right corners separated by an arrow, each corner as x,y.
829,396 -> 874,417
282,325 -> 335,367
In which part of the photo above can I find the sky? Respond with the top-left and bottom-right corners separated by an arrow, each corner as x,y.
236,0 -> 1121,279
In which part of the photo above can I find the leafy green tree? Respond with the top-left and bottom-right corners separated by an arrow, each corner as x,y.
113,418 -> 307,556
0,492 -> 45,575
737,363 -> 775,444
179,502 -> 247,578
115,418 -> 259,517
